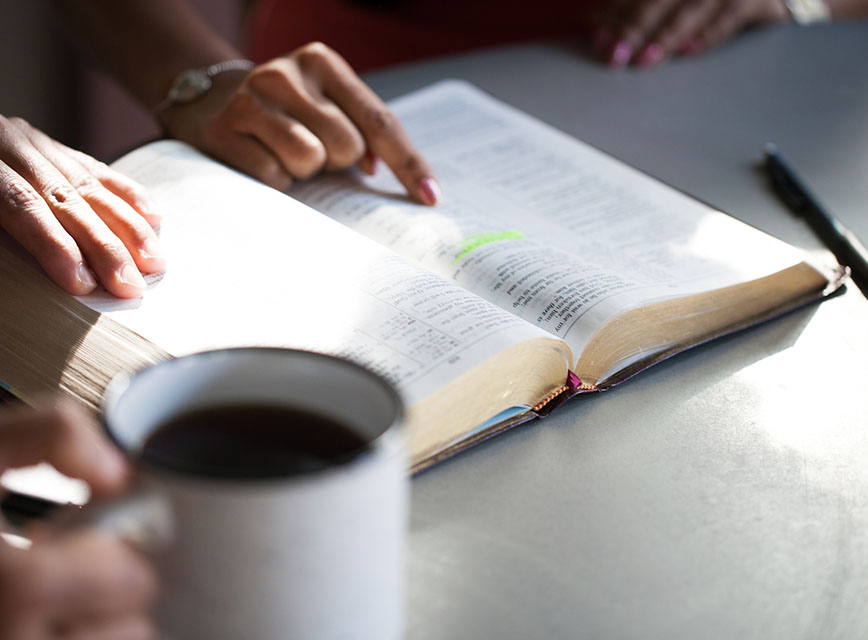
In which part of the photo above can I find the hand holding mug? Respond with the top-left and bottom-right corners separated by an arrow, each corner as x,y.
0,400 -> 157,639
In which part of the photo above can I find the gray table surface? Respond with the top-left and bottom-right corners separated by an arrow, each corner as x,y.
365,21 -> 868,640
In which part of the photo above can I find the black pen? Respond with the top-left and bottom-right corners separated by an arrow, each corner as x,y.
763,143 -> 868,297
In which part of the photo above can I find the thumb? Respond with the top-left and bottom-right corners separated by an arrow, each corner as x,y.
0,398 -> 129,497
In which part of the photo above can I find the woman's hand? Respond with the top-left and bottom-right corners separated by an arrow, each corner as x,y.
158,42 -> 441,205
0,117 -> 166,298
0,400 -> 157,639
590,0 -> 789,67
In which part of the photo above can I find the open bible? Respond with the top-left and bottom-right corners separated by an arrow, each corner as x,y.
0,81 -> 841,472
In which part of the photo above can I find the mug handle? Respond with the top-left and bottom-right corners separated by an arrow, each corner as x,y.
2,485 -> 174,554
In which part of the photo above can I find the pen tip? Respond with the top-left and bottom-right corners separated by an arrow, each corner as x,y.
763,142 -> 779,159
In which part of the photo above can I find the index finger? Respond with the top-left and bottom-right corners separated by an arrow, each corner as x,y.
0,399 -> 128,496
306,45 -> 441,205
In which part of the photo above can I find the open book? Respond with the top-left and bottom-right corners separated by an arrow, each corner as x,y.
0,81 -> 841,472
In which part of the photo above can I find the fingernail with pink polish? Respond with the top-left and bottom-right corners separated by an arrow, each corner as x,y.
418,178 -> 441,206
636,43 -> 664,67
119,263 -> 146,288
77,262 -> 97,289
610,40 -> 633,67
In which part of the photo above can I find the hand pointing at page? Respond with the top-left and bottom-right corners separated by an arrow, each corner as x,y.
156,42 -> 441,205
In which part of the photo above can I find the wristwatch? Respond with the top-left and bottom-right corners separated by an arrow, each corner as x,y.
155,59 -> 255,114
783,0 -> 830,24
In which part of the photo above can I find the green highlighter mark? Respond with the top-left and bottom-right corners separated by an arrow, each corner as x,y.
454,230 -> 525,263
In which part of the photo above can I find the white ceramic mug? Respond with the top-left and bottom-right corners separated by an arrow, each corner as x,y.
99,348 -> 407,640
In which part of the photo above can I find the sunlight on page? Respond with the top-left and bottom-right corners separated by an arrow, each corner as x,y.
83,165 -> 375,358
674,212 -> 801,281
295,82 -> 815,369
91,141 -> 551,408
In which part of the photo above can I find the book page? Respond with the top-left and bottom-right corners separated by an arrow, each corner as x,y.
293,81 -> 805,365
93,141 -> 555,406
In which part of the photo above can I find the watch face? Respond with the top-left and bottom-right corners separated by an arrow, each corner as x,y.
170,69 -> 213,104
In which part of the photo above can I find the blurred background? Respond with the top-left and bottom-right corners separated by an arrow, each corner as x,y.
0,0 -> 244,161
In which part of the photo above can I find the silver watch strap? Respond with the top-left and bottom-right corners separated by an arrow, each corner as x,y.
155,59 -> 255,114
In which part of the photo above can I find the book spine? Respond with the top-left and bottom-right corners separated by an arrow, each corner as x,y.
532,371 -> 596,417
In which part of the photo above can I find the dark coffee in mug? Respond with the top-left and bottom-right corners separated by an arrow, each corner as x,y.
139,404 -> 369,478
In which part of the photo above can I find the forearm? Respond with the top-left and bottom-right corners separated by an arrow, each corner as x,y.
48,2 -> 439,208
50,0 -> 241,110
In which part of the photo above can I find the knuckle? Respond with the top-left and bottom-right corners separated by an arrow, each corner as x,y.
2,179 -> 44,215
44,182 -> 82,210
321,108 -> 366,167
248,60 -> 278,79
400,153 -> 423,175
363,107 -> 398,138
301,138 -> 328,165
292,142 -> 327,179
248,64 -> 293,94
96,238 -> 131,264
7,116 -> 31,132
295,41 -> 335,66
70,173 -> 105,201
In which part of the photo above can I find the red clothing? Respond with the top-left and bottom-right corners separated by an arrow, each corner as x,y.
247,0 -> 597,71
